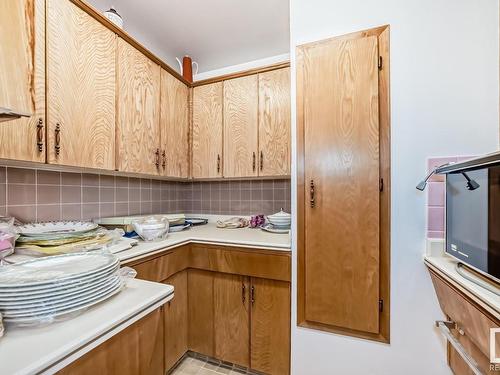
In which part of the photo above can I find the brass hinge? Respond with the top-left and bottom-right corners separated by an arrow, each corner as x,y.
378,56 -> 383,70
379,178 -> 384,192
379,299 -> 384,312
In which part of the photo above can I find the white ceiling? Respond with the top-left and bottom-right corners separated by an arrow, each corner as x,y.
86,0 -> 290,74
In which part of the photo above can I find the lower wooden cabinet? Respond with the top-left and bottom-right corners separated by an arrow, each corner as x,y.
214,273 -> 251,367
164,270 -> 188,371
128,245 -> 291,374
250,278 -> 290,375
188,269 -> 215,357
57,308 -> 164,375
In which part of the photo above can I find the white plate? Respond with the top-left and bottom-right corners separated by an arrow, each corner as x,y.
1,278 -> 122,316
169,224 -> 191,233
0,263 -> 119,295
2,279 -> 123,318
17,221 -> 98,237
3,283 -> 123,324
0,275 -> 120,307
260,224 -> 290,234
0,253 -> 118,288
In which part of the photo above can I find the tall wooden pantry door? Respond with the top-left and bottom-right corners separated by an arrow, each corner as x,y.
297,26 -> 391,341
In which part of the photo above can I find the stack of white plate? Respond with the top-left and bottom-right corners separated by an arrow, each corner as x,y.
0,253 -> 123,325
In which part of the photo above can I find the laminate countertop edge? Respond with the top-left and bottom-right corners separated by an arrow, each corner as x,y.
116,222 -> 292,264
424,255 -> 500,321
0,279 -> 174,375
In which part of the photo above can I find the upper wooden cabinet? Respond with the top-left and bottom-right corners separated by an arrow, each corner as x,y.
192,82 -> 223,178
223,75 -> 259,178
160,70 -> 190,178
258,68 -> 291,176
116,38 -> 161,175
47,0 -> 116,169
297,26 -> 390,342
0,0 -> 45,162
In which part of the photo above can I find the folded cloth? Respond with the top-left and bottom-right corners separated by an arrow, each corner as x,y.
216,217 -> 249,229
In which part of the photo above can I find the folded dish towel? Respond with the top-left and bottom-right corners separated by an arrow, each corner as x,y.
216,217 -> 249,229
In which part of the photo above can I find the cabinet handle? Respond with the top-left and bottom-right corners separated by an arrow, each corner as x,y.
310,179 -> 315,208
217,154 -> 221,174
436,321 -> 483,375
251,285 -> 255,305
54,123 -> 61,156
155,148 -> 160,168
260,151 -> 264,171
242,283 -> 246,303
36,118 -> 44,153
252,152 -> 256,172
162,150 -> 166,170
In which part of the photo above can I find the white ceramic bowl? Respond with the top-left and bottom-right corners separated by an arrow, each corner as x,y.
267,209 -> 291,228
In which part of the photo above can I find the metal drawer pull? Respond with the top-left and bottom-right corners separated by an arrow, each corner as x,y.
36,118 -> 44,152
155,148 -> 160,168
251,285 -> 255,305
436,321 -> 484,375
162,150 -> 166,170
242,283 -> 246,303
252,152 -> 256,171
217,154 -> 221,174
310,179 -> 315,208
54,123 -> 61,156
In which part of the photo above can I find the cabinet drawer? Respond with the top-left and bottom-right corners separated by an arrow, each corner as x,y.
130,246 -> 189,282
430,271 -> 499,359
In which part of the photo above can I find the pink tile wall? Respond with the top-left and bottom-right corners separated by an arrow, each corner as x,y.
0,166 -> 291,223
426,156 -> 475,239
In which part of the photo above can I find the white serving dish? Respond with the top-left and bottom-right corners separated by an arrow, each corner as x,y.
132,216 -> 169,242
267,209 -> 291,228
17,221 -> 98,237
260,223 -> 290,234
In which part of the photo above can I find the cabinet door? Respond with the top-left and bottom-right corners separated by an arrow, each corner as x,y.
300,35 -> 380,333
57,308 -> 164,375
0,0 -> 45,162
214,273 -> 250,367
223,75 -> 258,178
117,38 -> 161,175
192,82 -> 223,178
160,70 -> 189,178
250,278 -> 290,375
164,270 -> 188,371
188,269 -> 214,357
258,68 -> 291,176
47,0 -> 115,169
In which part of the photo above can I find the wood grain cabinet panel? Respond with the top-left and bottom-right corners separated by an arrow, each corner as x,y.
57,308 -> 164,375
258,68 -> 291,177
116,38 -> 161,175
0,0 -> 45,162
47,0 -> 116,169
214,273 -> 250,367
250,278 -> 290,375
192,82 -> 223,178
164,270 -> 188,372
297,26 -> 391,342
223,75 -> 259,178
160,69 -> 189,178
188,269 -> 215,357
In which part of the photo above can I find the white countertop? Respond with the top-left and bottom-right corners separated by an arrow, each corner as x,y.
117,218 -> 291,264
0,279 -> 174,375
425,254 -> 500,320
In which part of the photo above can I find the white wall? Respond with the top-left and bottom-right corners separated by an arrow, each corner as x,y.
193,53 -> 290,81
290,1 -> 499,374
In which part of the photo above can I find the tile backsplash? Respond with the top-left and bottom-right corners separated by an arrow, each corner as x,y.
426,156 -> 475,239
0,166 -> 291,223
